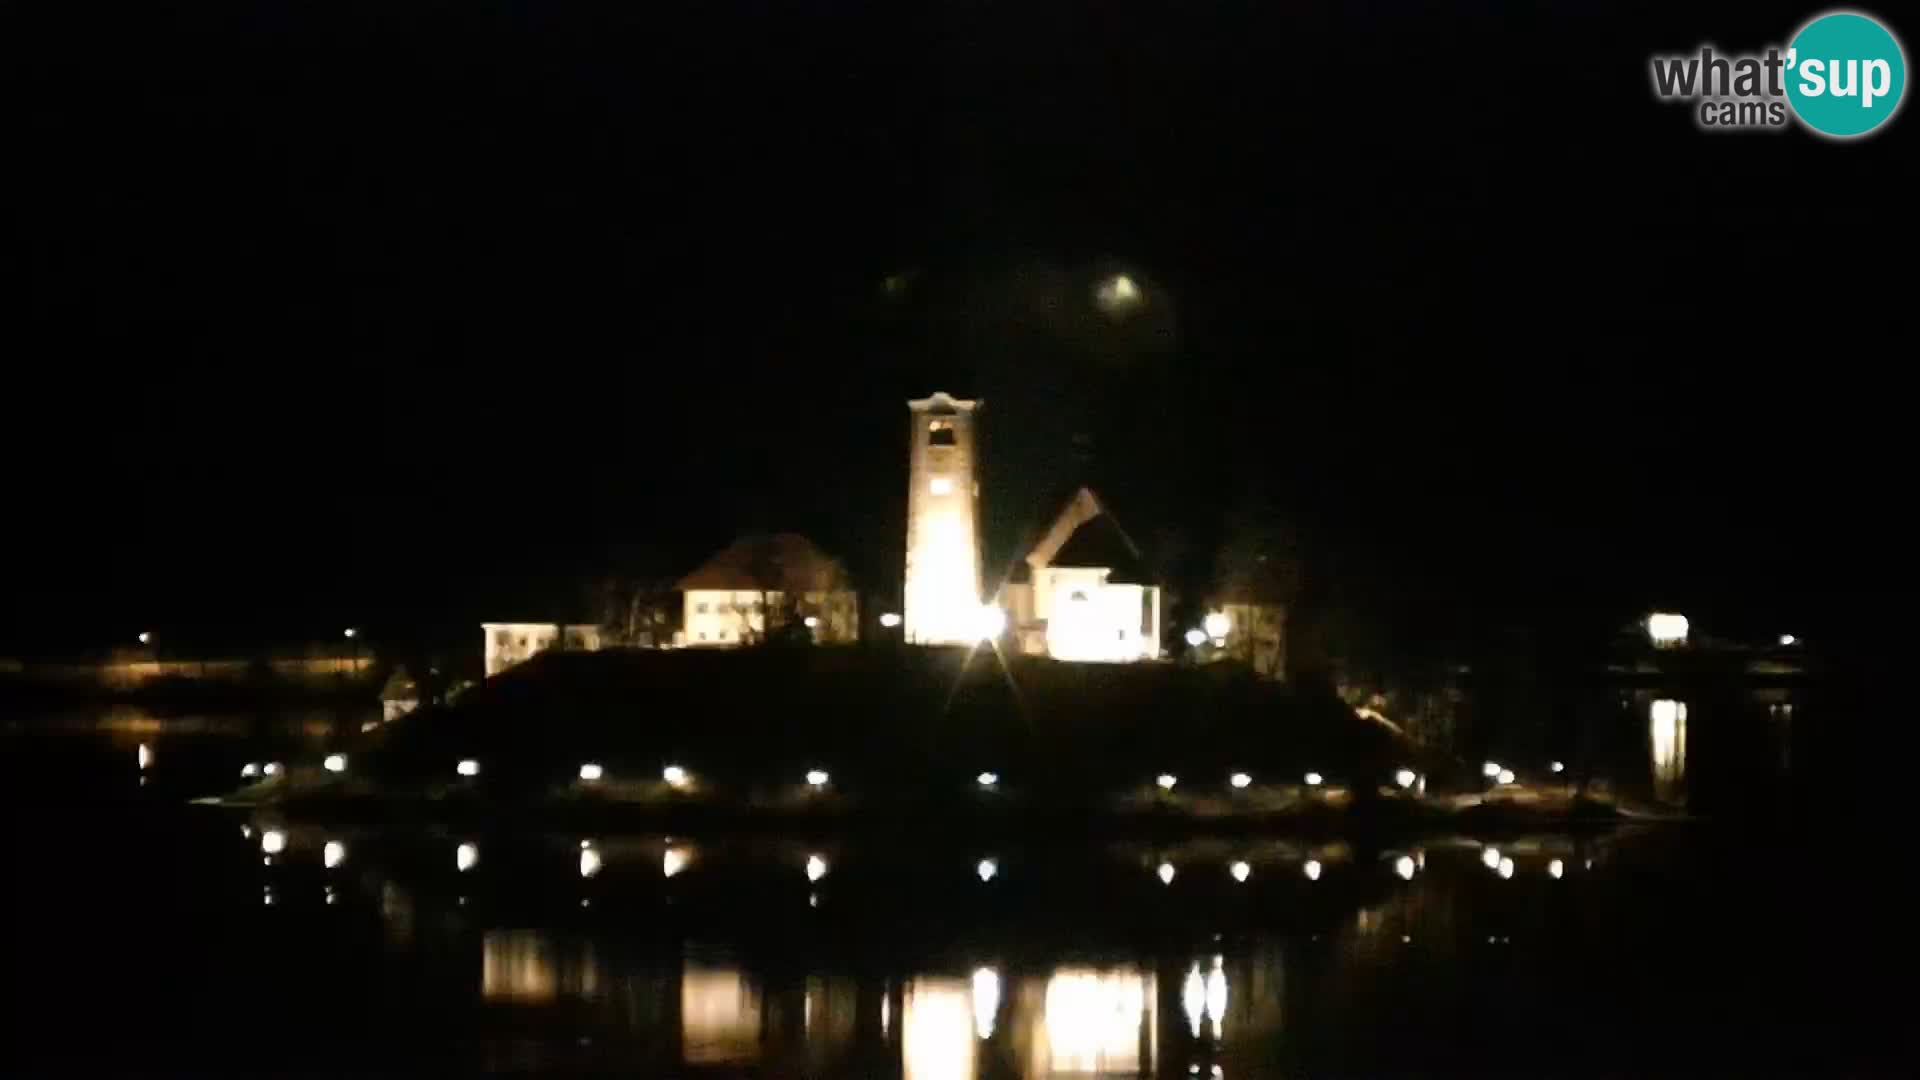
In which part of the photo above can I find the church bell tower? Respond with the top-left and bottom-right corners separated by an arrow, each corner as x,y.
904,392 -> 983,645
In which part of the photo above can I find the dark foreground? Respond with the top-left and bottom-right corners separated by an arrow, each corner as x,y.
2,802 -> 1901,1077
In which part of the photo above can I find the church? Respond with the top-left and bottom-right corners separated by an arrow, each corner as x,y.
905,392 -> 1163,662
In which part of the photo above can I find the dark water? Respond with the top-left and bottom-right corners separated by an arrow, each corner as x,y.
0,705 -> 1901,1076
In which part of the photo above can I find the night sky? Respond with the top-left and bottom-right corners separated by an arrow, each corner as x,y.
1,2 -> 1909,654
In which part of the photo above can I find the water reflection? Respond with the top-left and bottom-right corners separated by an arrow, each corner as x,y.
1651,698 -> 1689,804
682,965 -> 761,1064
1037,968 -> 1152,1075
903,977 -> 974,1080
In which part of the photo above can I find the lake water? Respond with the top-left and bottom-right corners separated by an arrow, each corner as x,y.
1,703 -> 1899,1076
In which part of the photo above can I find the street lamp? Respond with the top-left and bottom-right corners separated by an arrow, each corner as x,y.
137,631 -> 153,645
1203,611 -> 1230,642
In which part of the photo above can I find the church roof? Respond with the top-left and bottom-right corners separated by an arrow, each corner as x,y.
1025,486 -> 1153,583
677,533 -> 849,592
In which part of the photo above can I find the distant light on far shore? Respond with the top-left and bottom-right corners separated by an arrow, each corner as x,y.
977,771 -> 999,788
578,763 -> 603,782
456,759 -> 480,778
806,769 -> 830,789
1230,772 -> 1252,789
1549,761 -> 1565,774
1303,772 -> 1323,787
662,765 -> 688,788
1779,633 -> 1797,647
1156,773 -> 1178,791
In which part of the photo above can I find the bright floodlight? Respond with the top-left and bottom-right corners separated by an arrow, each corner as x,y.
1549,760 -> 1565,774
1156,773 -> 1178,791
1303,772 -> 1323,787
137,743 -> 152,770
1549,858 -> 1565,880
240,762 -> 259,778
1230,860 -> 1251,883
1157,862 -> 1176,885
579,847 -> 601,879
1646,612 -> 1690,645
323,754 -> 347,773
1304,859 -> 1322,881
1184,628 -> 1208,648
138,631 -> 152,645
1482,847 -> 1502,870
1230,772 -> 1252,789
1395,855 -> 1416,881
976,771 -> 999,788
264,762 -> 282,777
261,829 -> 287,855
973,604 -> 1006,640
977,858 -> 998,883
879,612 -> 902,628
456,759 -> 480,777
578,763 -> 603,782
806,854 -> 829,882
1202,611 -> 1231,639
806,769 -> 830,788
324,841 -> 346,869
662,765 -> 688,788
456,843 -> 478,872
1394,768 -> 1417,788
1497,768 -> 1516,785
1482,761 -> 1502,778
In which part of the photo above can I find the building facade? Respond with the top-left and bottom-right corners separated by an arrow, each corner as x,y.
482,622 -> 603,678
903,392 -> 985,645
677,533 -> 858,647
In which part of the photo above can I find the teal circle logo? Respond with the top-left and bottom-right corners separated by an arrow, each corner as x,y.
1785,11 -> 1906,137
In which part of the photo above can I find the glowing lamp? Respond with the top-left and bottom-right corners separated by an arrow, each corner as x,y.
137,743 -> 152,770
1230,860 -> 1251,883
1394,768 -> 1417,788
662,765 -> 688,788
805,769 -> 830,789
578,763 -> 603,782
1779,633 -> 1797,646
803,616 -> 820,629
343,627 -> 357,640
977,858 -> 998,882
1646,612 -> 1690,646
1157,862 -> 1176,885
1202,611 -> 1231,639
240,762 -> 260,778
972,604 -> 1006,640
1549,858 -> 1565,879
324,840 -> 346,868
662,846 -> 688,878
1156,773 -> 1178,791
1230,772 -> 1252,789
1482,761 -> 1502,778
806,854 -> 828,882
1394,854 -> 1416,880
1184,628 -> 1208,647
1549,760 -> 1565,774
976,771 -> 998,788
880,612 -> 902,628
138,631 -> 152,645
261,829 -> 286,854
456,759 -> 480,777
1482,846 -> 1502,870
323,754 -> 347,773
264,762 -> 282,777
456,843 -> 478,872
1304,859 -> 1322,881
1497,768 -> 1516,785
579,847 -> 601,879
1497,857 -> 1515,880
1303,771 -> 1323,786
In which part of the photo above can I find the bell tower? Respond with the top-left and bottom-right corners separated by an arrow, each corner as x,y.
904,392 -> 983,645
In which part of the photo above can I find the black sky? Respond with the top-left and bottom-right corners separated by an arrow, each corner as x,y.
1,1 -> 1909,653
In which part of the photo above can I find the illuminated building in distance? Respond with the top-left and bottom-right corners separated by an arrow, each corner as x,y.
904,392 -> 985,645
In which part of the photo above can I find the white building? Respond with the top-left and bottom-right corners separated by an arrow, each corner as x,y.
482,622 -> 603,678
677,533 -> 858,647
1001,487 -> 1162,663
904,392 -> 985,645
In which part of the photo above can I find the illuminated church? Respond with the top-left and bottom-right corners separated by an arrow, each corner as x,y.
904,393 -> 1162,662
